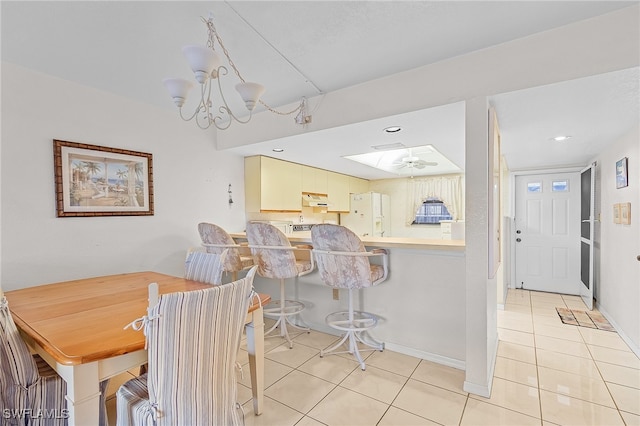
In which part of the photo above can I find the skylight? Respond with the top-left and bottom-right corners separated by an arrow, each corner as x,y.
344,145 -> 462,177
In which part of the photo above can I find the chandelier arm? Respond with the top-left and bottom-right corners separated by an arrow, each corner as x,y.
191,81 -> 214,129
209,105 -> 249,129
212,112 -> 232,130
175,78 -> 212,124
194,112 -> 213,130
211,67 -> 252,126
178,106 -> 201,123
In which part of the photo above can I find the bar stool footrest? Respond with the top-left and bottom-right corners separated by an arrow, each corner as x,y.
264,299 -> 305,317
325,311 -> 378,332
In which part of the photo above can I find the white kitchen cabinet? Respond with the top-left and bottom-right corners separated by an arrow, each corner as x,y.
327,171 -> 350,212
349,176 -> 369,194
245,156 -> 302,212
302,166 -> 328,194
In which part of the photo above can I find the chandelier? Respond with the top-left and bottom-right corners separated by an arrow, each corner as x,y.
163,13 -> 310,130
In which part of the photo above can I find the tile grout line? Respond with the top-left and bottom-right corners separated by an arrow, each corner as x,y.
511,288 -> 635,424
528,289 -> 546,424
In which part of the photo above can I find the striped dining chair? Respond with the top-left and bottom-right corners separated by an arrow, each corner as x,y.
116,267 -> 257,426
136,249 -> 228,378
184,248 -> 227,285
0,296 -> 110,426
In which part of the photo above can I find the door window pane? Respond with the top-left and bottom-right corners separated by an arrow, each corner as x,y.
527,182 -> 542,193
552,180 -> 569,192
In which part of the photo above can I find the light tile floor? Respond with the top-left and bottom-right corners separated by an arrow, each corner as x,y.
106,289 -> 640,425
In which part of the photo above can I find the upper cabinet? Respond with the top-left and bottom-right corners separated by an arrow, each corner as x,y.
349,176 -> 369,195
327,171 -> 350,212
301,166 -> 328,194
244,156 -> 369,213
245,156 -> 302,212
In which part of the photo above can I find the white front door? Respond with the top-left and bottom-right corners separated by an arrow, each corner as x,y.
515,172 -> 581,294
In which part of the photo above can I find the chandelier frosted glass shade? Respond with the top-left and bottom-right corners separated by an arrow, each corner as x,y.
182,45 -> 221,83
163,78 -> 193,107
236,82 -> 265,111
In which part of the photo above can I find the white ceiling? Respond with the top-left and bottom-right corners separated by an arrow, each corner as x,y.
2,1 -> 638,179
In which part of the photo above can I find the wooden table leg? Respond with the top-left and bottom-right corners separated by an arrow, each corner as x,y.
245,306 -> 265,415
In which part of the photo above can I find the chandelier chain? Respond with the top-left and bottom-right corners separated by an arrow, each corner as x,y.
204,16 -> 303,117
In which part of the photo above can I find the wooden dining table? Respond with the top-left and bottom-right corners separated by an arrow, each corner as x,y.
4,271 -> 270,426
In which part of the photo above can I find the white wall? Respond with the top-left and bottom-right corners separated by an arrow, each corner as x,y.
593,125 -> 639,353
464,97 -> 497,396
1,63 -> 247,290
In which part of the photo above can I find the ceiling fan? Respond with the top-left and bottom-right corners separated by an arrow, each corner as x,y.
392,149 -> 438,170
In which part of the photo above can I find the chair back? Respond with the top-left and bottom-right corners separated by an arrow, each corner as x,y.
246,222 -> 300,279
0,296 -> 41,414
311,224 -> 385,289
198,222 -> 249,274
145,267 -> 256,426
184,248 -> 227,285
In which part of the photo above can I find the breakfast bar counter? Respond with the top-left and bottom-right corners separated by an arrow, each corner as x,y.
229,232 -> 465,251
231,231 -> 467,369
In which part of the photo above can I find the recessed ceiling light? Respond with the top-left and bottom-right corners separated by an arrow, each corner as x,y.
551,135 -> 572,141
383,126 -> 402,133
272,148 -> 284,152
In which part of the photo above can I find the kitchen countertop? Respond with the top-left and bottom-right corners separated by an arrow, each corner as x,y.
229,232 -> 464,251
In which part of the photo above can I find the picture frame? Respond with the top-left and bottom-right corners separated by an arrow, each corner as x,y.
620,202 -> 631,225
616,157 -> 628,189
53,139 -> 154,217
613,203 -> 621,224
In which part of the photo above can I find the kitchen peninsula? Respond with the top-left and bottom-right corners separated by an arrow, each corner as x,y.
231,231 -> 467,369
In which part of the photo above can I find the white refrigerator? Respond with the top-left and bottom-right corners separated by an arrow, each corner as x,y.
340,192 -> 390,237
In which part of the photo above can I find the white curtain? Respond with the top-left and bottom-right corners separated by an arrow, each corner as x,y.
405,175 -> 465,225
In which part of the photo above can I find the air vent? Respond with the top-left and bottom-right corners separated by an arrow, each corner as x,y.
371,142 -> 405,151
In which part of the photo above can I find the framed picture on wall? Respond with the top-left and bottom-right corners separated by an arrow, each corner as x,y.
616,157 -> 628,189
53,139 -> 154,217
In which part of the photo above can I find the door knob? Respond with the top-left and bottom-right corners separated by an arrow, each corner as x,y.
516,238 -> 521,242
637,255 -> 640,262
516,230 -> 521,234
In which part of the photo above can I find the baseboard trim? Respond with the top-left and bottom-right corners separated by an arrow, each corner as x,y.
463,380 -> 491,397
462,337 -> 498,397
297,322 -> 467,372
384,342 -> 466,371
595,302 -> 640,358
